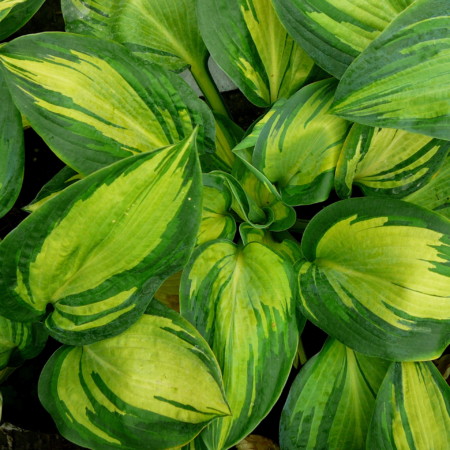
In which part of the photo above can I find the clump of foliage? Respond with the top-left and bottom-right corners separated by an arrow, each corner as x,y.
0,0 -> 449,448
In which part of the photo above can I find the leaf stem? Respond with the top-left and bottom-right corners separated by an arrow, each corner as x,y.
298,338 -> 308,365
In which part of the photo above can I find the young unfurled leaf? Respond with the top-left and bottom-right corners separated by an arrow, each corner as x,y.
332,0 -> 450,140
38,301 -> 230,450
335,124 -> 450,198
406,154 -> 450,219
297,197 -> 450,361
272,0 -> 413,78
367,361 -> 450,449
0,0 -> 44,40
0,32 -> 214,174
181,240 -> 299,448
0,315 -> 47,369
0,135 -> 202,345
0,70 -> 23,218
253,79 -> 349,206
280,338 -> 390,449
197,0 -> 315,106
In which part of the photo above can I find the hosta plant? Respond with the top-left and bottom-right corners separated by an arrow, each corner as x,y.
0,0 -> 449,448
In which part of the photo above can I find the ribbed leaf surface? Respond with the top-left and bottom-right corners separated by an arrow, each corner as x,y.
0,135 -> 202,344
0,0 -> 44,40
0,32 -> 214,174
181,240 -> 299,448
38,301 -> 230,450
297,197 -> 450,361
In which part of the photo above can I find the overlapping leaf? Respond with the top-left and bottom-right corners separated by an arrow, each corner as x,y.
0,135 -> 202,345
39,301 -> 230,450
197,0 -> 315,106
0,32 -> 214,174
0,69 -> 23,218
367,361 -> 450,449
280,338 -> 390,449
0,315 -> 47,369
0,0 -> 44,40
252,79 -> 349,205
272,0 -> 413,78
181,240 -> 299,448
332,0 -> 450,140
406,154 -> 450,219
297,197 -> 450,361
335,124 -> 450,198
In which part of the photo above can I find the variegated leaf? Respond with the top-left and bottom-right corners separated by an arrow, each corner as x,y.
180,240 -> 299,448
0,135 -> 202,345
272,0 -> 413,78
0,32 -> 214,175
297,197 -> 450,361
367,361 -> 450,449
0,69 -> 23,218
197,174 -> 236,246
332,0 -> 450,140
0,0 -> 44,40
280,338 -> 390,449
38,301 -> 230,450
406,153 -> 450,219
335,124 -> 450,198
0,315 -> 47,369
253,79 -> 349,206
197,0 -> 315,106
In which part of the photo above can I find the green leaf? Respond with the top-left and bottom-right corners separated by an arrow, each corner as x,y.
253,79 -> 349,206
367,361 -> 450,449
38,301 -> 230,450
0,315 -> 47,369
197,174 -> 236,246
272,0 -> 413,79
197,0 -> 315,106
61,0 -> 207,72
0,0 -> 44,40
332,0 -> 450,140
180,240 -> 299,448
0,32 -> 214,175
297,197 -> 450,361
335,124 -> 450,198
0,69 -> 23,218
0,134 -> 202,345
280,338 -> 390,449
405,153 -> 450,219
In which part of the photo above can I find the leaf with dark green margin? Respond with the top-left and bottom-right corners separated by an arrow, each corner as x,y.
280,338 -> 390,449
253,79 -> 349,206
367,361 -> 450,449
0,69 -> 23,218
335,124 -> 450,198
0,0 -> 45,40
332,0 -> 450,140
197,0 -> 315,106
0,134 -> 202,345
272,0 -> 413,79
297,197 -> 450,361
180,239 -> 299,448
38,301 -> 230,450
0,32 -> 214,175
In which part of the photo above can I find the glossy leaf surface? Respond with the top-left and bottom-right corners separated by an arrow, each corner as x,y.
272,0 -> 413,78
253,79 -> 349,205
367,361 -> 450,449
0,0 -> 44,40
297,197 -> 450,361
39,301 -> 230,450
280,338 -> 389,449
332,0 -> 450,140
0,136 -> 202,344
0,32 -> 214,174
197,0 -> 315,106
335,124 -> 450,198
181,240 -> 298,448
